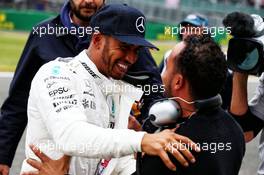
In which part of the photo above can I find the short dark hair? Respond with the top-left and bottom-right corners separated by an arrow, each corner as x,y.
175,35 -> 227,100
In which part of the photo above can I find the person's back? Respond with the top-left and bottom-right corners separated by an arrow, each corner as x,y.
139,107 -> 245,175
137,34 -> 245,175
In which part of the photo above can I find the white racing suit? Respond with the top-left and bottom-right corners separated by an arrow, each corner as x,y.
21,50 -> 145,175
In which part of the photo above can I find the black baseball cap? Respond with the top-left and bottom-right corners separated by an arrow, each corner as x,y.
90,4 -> 158,50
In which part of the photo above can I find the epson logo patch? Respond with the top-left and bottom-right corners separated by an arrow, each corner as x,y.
49,87 -> 69,97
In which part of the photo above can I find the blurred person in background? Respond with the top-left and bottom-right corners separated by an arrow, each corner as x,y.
165,0 -> 180,9
159,13 -> 209,75
247,0 -> 264,8
0,0 -> 164,174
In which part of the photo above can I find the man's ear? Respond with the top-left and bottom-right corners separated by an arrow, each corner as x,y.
91,33 -> 104,49
172,73 -> 184,91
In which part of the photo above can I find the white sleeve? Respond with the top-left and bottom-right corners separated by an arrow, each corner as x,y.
102,155 -> 136,175
113,155 -> 136,175
32,63 -> 145,159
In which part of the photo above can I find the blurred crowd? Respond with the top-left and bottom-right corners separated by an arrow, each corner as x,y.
1,0 -> 264,12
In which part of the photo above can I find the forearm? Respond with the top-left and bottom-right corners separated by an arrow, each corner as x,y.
230,72 -> 264,140
50,110 -> 145,158
230,72 -> 249,115
231,109 -> 263,136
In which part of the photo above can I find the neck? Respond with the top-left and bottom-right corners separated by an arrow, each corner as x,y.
179,101 -> 196,118
86,49 -> 96,65
86,49 -> 106,76
182,106 -> 196,118
175,94 -> 196,118
71,13 -> 89,27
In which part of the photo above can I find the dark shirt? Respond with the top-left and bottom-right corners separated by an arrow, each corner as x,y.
0,15 -> 163,166
136,107 -> 245,175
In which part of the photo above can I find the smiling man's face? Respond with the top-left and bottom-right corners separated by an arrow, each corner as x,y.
100,36 -> 140,80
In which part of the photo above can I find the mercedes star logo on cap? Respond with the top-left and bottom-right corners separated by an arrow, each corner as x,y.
136,16 -> 145,33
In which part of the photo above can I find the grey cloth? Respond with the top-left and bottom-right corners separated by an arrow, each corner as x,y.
258,131 -> 264,175
249,73 -> 264,175
249,73 -> 264,120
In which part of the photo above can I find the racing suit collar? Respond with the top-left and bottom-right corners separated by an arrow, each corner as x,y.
75,50 -> 143,102
75,50 -> 118,96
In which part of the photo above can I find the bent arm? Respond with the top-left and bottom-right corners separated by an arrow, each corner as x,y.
31,64 -> 145,158
230,72 -> 264,141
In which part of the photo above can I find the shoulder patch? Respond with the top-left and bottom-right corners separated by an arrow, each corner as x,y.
57,57 -> 74,63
